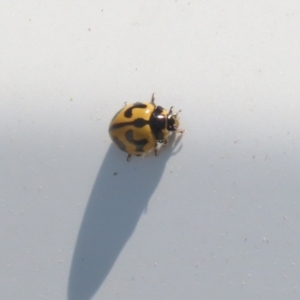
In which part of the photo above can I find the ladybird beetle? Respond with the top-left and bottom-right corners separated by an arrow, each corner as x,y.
108,93 -> 184,161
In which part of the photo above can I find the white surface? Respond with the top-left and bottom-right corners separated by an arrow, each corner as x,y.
1,1 -> 300,299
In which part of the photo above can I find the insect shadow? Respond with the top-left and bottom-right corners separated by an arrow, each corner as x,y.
68,133 -> 183,300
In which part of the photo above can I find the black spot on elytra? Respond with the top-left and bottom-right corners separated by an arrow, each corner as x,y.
125,130 -> 148,152
132,118 -> 148,128
109,118 -> 148,130
124,103 -> 147,118
112,136 -> 127,152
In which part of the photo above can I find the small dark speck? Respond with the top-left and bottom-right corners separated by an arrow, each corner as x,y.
113,172 -> 117,176
244,238 -> 247,242
88,27 -> 91,31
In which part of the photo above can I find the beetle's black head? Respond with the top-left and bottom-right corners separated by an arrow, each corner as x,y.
167,112 -> 180,131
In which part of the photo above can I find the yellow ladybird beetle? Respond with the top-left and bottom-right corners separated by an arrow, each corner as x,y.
108,93 -> 184,161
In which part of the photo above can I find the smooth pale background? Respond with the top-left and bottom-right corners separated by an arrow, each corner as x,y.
1,1 -> 300,299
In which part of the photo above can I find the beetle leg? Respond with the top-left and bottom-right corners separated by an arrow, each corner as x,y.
127,154 -> 131,161
151,93 -> 155,104
154,144 -> 158,156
